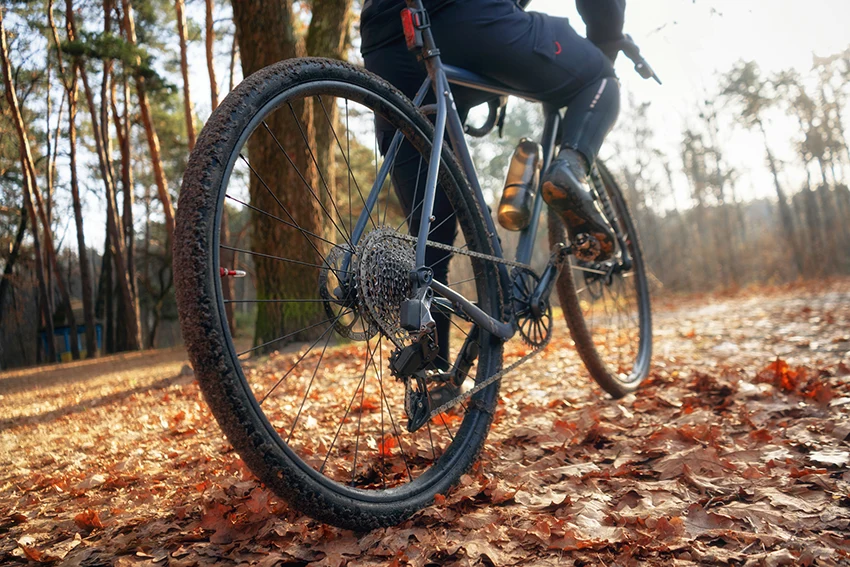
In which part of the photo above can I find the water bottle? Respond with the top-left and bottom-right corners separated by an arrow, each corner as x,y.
497,138 -> 542,231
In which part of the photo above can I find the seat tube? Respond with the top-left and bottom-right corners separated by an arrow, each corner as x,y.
516,106 -> 560,264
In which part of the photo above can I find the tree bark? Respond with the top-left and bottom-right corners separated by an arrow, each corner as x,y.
306,0 -> 352,214
121,0 -> 175,241
110,67 -> 143,350
175,0 -> 196,150
232,0 -> 326,348
229,32 -> 237,92
1,7 -> 78,361
116,72 -> 137,297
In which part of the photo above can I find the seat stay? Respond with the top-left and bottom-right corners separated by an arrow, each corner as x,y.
348,77 -> 432,260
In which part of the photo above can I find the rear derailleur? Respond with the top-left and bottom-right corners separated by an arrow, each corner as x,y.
390,325 -> 481,433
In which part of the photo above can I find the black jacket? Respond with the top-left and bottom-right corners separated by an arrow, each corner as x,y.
360,0 -> 626,55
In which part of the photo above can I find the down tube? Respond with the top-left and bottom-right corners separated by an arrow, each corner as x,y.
516,107 -> 560,265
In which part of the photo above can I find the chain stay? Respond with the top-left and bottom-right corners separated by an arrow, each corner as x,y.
378,230 -> 545,420
428,335 -> 548,417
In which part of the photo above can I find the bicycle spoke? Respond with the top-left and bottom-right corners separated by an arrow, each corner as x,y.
320,339 -> 375,474
261,121 -> 352,247
238,153 -> 347,257
260,311 -> 349,404
220,245 -> 349,273
319,96 -> 375,230
238,314 -> 341,358
225,193 -> 337,249
286,327 -> 336,443
286,102 -> 352,243
225,299 -> 335,304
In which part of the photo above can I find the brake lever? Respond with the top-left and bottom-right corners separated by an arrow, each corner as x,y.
604,34 -> 662,85
623,35 -> 662,85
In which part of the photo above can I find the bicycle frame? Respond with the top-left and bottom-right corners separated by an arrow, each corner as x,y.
351,0 -> 562,341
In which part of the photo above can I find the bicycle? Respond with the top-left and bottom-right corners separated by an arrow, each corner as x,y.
174,0 -> 658,530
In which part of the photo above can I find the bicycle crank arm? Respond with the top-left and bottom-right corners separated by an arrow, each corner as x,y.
529,243 -> 571,316
431,280 -> 514,340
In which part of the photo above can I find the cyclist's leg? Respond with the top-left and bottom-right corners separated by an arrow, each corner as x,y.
423,0 -> 622,258
426,0 -> 619,162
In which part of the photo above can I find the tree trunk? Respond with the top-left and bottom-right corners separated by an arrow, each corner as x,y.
1,7 -> 78,361
118,72 -> 137,297
69,68 -> 98,357
48,0 -> 98,357
205,0 -> 218,110
758,120 -> 804,277
0,205 -> 27,327
121,0 -> 175,241
306,0 -> 352,204
229,33 -> 237,92
23,167 -> 57,363
110,67 -> 142,350
232,0 -> 326,349
69,0 -> 142,351
175,0 -> 196,150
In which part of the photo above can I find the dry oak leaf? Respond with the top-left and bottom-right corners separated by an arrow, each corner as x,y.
514,486 -> 568,509
683,503 -> 735,537
756,358 -> 802,392
74,508 -> 104,530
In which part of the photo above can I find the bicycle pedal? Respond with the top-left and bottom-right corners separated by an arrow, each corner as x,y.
573,233 -> 602,262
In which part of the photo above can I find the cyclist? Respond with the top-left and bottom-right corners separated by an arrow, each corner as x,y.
362,0 -> 624,370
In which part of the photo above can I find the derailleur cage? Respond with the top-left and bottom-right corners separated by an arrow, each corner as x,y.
389,323 -> 439,380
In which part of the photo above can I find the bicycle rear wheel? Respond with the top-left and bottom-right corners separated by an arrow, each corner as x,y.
548,160 -> 652,398
174,58 -> 504,529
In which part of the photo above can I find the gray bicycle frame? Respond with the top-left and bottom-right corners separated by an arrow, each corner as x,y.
349,0 -> 561,341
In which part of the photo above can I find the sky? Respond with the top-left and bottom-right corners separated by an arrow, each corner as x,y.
530,0 -> 850,204
70,0 -> 850,249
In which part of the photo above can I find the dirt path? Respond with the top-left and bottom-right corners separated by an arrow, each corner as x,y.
1,281 -> 848,566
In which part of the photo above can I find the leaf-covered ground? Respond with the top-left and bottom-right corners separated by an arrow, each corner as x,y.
1,280 -> 849,566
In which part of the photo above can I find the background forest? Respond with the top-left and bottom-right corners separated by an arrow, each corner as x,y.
1,0 -> 848,369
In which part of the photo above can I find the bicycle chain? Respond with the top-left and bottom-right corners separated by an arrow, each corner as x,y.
387,231 -> 533,270
428,333 -> 549,418
379,230 -> 547,419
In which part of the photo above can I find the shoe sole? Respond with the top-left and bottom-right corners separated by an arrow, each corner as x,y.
542,180 -> 615,262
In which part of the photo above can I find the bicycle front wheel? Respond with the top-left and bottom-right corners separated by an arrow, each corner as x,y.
174,58 -> 504,529
548,160 -> 652,398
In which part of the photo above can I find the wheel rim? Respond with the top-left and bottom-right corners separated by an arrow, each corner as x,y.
211,79 -> 500,500
568,165 -> 651,386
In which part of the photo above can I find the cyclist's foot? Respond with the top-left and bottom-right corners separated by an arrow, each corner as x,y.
542,149 -> 616,262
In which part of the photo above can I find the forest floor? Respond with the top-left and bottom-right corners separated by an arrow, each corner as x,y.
1,279 -> 849,566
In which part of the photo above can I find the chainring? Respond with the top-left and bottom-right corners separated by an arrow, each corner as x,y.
511,267 -> 553,347
318,244 -> 378,341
